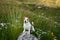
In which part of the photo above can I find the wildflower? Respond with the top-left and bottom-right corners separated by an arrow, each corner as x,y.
51,32 -> 54,36
0,23 -> 6,27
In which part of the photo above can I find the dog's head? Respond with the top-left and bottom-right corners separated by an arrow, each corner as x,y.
24,17 -> 29,23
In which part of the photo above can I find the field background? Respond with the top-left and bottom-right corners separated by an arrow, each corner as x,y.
0,0 -> 60,40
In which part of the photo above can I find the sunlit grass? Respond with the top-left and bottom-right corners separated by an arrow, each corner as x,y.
0,3 -> 60,40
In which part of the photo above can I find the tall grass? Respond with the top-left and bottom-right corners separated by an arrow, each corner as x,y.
0,3 -> 60,40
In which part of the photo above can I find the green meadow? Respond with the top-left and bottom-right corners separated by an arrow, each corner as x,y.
0,2 -> 60,40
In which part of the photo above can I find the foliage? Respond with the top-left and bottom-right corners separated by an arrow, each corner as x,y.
0,2 -> 60,40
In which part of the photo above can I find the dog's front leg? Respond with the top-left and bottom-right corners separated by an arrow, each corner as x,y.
23,28 -> 25,33
23,24 -> 25,33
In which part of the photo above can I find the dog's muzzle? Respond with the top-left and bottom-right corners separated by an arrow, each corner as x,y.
25,21 -> 28,23
25,21 -> 26,23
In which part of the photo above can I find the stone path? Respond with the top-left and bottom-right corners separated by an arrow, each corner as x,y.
17,31 -> 38,40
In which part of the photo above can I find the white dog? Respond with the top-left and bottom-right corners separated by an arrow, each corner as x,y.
23,17 -> 35,34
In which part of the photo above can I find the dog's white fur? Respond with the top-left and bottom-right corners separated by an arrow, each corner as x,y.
23,17 -> 35,34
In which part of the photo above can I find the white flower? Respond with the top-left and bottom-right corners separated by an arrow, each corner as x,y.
0,23 -> 6,27
41,13 -> 44,15
5,27 -> 7,29
37,6 -> 41,8
46,18 -> 49,20
39,15 -> 41,17
39,29 -> 42,31
55,22 -> 58,24
16,19 -> 18,22
42,32 -> 47,34
11,24 -> 14,27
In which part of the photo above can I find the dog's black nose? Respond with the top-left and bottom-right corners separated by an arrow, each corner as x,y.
25,21 -> 26,23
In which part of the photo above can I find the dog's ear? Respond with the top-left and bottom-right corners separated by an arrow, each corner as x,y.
23,16 -> 25,19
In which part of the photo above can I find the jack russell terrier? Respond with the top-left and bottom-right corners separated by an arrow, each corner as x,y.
23,17 -> 35,34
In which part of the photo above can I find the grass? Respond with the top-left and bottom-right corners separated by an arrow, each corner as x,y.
0,4 -> 60,40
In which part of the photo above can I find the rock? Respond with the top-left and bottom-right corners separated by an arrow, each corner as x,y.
17,31 -> 38,40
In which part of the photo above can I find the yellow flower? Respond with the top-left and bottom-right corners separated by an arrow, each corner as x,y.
54,38 -> 57,40
51,32 -> 54,36
54,37 -> 57,40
